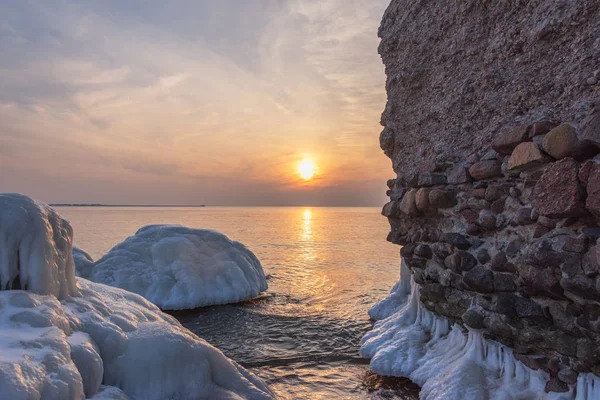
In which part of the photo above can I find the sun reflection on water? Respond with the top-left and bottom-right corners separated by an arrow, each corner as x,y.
302,208 -> 312,241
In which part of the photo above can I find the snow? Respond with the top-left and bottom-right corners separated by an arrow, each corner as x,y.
0,193 -> 79,298
368,258 -> 412,320
361,275 -> 593,400
75,224 -> 268,310
0,194 -> 273,400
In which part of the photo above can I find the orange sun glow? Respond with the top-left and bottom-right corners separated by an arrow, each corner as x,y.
298,159 -> 316,180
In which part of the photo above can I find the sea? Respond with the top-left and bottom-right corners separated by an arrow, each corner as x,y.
56,206 -> 419,399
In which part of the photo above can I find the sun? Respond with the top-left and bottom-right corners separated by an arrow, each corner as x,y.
298,159 -> 316,180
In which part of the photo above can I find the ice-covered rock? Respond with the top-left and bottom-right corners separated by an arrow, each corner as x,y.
76,225 -> 268,310
361,276 -> 584,399
0,193 -> 79,298
368,259 -> 411,320
72,247 -> 95,280
0,194 -> 273,400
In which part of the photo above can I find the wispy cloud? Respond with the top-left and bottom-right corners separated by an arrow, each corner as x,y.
0,0 -> 390,205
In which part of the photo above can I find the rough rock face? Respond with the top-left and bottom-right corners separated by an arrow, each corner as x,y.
377,0 -> 600,391
379,0 -> 600,183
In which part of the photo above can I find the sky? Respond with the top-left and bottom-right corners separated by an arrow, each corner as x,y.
0,0 -> 391,206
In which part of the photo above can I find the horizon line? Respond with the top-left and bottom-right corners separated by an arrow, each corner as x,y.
50,203 -> 384,208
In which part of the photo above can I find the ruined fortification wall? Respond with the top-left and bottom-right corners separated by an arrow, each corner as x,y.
379,0 -> 600,391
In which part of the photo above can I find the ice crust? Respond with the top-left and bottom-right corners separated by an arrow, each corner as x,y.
368,258 -> 412,320
75,224 -> 268,310
0,194 -> 273,400
361,273 -> 600,400
0,193 -> 79,298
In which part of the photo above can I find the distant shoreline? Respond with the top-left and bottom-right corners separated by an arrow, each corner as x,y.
51,204 -> 207,208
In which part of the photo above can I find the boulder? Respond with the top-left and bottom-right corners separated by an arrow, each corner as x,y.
492,125 -> 530,155
447,165 -> 471,184
418,172 -> 447,187
444,250 -> 477,272
542,123 -> 579,160
381,201 -> 399,217
508,142 -> 548,171
379,127 -> 394,157
468,160 -> 503,180
443,233 -> 472,250
463,266 -> 495,293
399,188 -> 419,216
428,189 -> 457,209
530,120 -> 558,138
534,158 -> 586,218
415,187 -> 431,211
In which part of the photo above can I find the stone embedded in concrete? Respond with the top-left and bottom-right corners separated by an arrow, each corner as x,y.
462,308 -> 485,329
463,266 -> 494,293
492,125 -> 531,155
447,165 -> 471,184
586,164 -> 600,216
538,216 -> 557,229
494,273 -> 517,292
414,244 -> 432,259
534,158 -> 586,218
533,224 -> 551,238
405,257 -> 427,269
561,275 -> 599,301
428,189 -> 457,209
431,242 -> 453,261
400,243 -> 417,257
582,247 -> 599,276
461,209 -> 479,224
388,184 -> 406,201
530,120 -> 559,138
557,368 -> 578,385
478,210 -> 496,230
579,160 -> 594,185
415,187 -> 431,211
518,265 -> 564,299
444,250 -> 477,273
542,123 -> 580,160
545,378 -> 569,393
485,185 -> 505,202
472,188 -> 486,198
399,188 -> 419,216
468,160 -> 503,180
476,248 -> 491,264
443,233 -> 472,250
491,251 -> 508,272
381,201 -> 399,217
467,197 -> 490,210
490,197 -> 506,214
513,206 -> 535,225
508,142 -> 548,171
418,172 -> 447,187
583,227 -> 600,240
563,235 -> 588,253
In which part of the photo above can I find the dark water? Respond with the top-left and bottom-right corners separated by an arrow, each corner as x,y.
57,206 -> 419,399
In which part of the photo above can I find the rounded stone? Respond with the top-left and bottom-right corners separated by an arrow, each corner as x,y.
542,124 -> 579,160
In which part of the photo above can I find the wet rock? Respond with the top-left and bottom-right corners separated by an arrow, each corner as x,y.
468,160 -> 502,180
462,308 -> 485,329
492,125 -> 530,155
508,142 -> 548,171
463,266 -> 494,293
447,165 -> 471,184
542,123 -> 579,160
418,172 -> 447,187
586,164 -> 600,216
530,120 -> 558,138
545,377 -> 569,393
444,250 -> 477,273
557,368 -> 578,385
428,189 -> 457,209
399,188 -> 419,216
415,188 -> 431,212
443,233 -> 472,250
534,158 -> 586,218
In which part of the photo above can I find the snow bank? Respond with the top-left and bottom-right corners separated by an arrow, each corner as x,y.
368,258 -> 412,320
360,275 -> 594,400
0,280 -> 273,399
0,193 -> 79,298
76,225 -> 268,310
0,194 -> 273,400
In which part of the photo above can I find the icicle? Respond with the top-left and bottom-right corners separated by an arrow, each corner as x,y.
368,258 -> 413,320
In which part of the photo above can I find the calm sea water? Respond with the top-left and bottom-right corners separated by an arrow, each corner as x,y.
56,206 -> 418,399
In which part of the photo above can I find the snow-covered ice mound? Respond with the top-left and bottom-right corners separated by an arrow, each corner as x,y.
0,193 -> 79,298
0,194 -> 273,400
76,225 -> 268,310
361,275 -> 600,400
0,280 -> 273,399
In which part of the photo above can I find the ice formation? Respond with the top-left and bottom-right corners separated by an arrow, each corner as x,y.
368,258 -> 412,320
75,224 -> 268,310
0,193 -> 79,298
0,194 -> 273,400
361,275 -> 600,400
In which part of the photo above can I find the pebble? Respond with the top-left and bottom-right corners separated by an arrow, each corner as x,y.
587,77 -> 598,85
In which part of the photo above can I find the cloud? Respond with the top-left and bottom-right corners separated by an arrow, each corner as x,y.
0,0 -> 391,205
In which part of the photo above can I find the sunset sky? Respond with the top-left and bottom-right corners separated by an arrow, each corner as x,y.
0,0 -> 391,206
